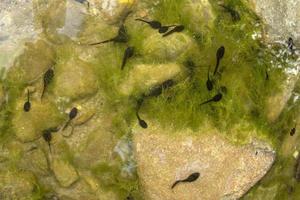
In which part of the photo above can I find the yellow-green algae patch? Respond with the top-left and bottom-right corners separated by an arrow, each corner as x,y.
0,0 -> 298,199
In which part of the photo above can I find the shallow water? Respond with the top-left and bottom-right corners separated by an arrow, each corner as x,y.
0,0 -> 299,199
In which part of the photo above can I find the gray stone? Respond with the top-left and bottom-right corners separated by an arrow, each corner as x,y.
252,0 -> 300,45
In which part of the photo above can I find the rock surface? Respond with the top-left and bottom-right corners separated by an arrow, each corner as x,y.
252,0 -> 300,44
53,57 -> 98,100
120,63 -> 182,95
133,123 -> 275,200
12,99 -> 64,142
142,33 -> 193,61
51,158 -> 79,187
0,170 -> 36,200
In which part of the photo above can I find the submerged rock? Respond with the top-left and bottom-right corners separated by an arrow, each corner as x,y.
183,0 -> 215,32
120,63 -> 182,95
12,99 -> 64,142
0,170 -> 36,199
0,0 -> 41,70
133,123 -> 275,200
20,148 -> 49,176
142,33 -> 193,61
51,158 -> 79,187
251,0 -> 300,44
53,57 -> 98,100
89,0 -> 135,24
7,40 -> 55,84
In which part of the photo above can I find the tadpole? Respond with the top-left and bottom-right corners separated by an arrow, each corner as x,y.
23,90 -> 31,112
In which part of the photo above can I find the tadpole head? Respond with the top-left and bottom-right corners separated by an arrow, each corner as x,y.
150,21 -> 162,29
213,93 -> 223,102
158,26 -> 169,33
69,107 -> 78,119
206,80 -> 213,91
23,101 -> 31,112
42,130 -> 52,142
217,46 -> 225,59
139,119 -> 148,129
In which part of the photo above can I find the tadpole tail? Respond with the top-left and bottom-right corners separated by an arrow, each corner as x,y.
89,38 -> 114,45
41,84 -> 47,100
48,142 -> 52,153
213,59 -> 220,75
62,125 -> 74,138
27,89 -> 30,102
62,120 -> 71,131
200,99 -> 213,106
171,180 -> 181,189
135,18 -> 149,24
121,55 -> 128,70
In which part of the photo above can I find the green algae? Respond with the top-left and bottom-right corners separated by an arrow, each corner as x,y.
0,0 -> 298,199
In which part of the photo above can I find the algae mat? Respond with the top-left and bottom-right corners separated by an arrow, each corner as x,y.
0,0 -> 299,199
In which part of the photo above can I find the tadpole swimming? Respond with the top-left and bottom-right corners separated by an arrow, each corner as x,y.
200,93 -> 223,105
23,89 -> 31,112
136,111 -> 148,129
41,68 -> 54,99
213,46 -> 225,75
171,172 -> 200,189
135,18 -> 162,29
62,107 -> 78,131
121,46 -> 134,70
89,24 -> 129,45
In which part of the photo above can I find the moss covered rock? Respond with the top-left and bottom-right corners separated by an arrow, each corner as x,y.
12,99 -> 64,142
53,57 -> 98,100
120,63 -> 182,95
183,0 -> 215,32
20,148 -> 49,176
133,122 -> 275,200
0,170 -> 36,200
89,0 -> 135,24
51,158 -> 79,187
0,84 -> 5,107
7,40 -> 55,84
141,33 -> 193,61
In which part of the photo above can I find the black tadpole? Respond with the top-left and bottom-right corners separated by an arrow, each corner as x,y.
147,79 -> 175,97
290,125 -> 297,136
213,46 -> 225,75
171,172 -> 200,189
162,25 -> 185,37
42,129 -> 52,153
135,18 -> 162,29
200,93 -> 223,105
23,90 -> 31,112
89,25 -> 129,45
136,112 -> 147,129
41,68 -> 54,99
121,46 -> 134,70
62,107 -> 78,131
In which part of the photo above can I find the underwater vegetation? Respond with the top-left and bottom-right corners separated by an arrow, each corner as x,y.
0,0 -> 299,199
